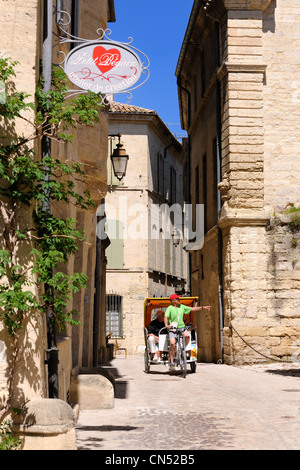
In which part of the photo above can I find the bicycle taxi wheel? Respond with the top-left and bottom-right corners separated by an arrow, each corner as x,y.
143,327 -> 150,373
144,349 -> 150,373
188,326 -> 197,373
179,338 -> 187,378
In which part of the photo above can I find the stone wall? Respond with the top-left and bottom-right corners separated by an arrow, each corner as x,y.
219,7 -> 265,211
191,229 -> 221,363
263,0 -> 300,211
177,0 -> 300,364
0,1 -> 112,413
223,215 -> 300,365
189,93 -> 222,362
0,0 -> 47,408
220,0 -> 300,364
107,110 -> 187,355
266,215 -> 300,361
44,0 -> 111,396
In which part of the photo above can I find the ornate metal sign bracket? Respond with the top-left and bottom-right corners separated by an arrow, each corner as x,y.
53,8 -> 150,104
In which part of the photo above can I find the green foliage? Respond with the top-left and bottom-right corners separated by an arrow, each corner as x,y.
0,58 -> 33,121
0,249 -> 38,336
284,206 -> 300,214
0,420 -> 21,450
36,67 -> 104,141
284,206 -> 300,232
288,213 -> 300,232
0,58 -> 104,337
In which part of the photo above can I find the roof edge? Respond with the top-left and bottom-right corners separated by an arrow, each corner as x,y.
109,102 -> 182,151
108,0 -> 116,23
175,0 -> 203,78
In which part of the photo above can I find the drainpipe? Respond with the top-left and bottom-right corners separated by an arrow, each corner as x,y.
93,216 -> 101,367
215,21 -> 224,363
108,0 -> 116,22
93,199 -> 105,367
43,0 -> 59,398
176,78 -> 192,295
163,142 -> 173,297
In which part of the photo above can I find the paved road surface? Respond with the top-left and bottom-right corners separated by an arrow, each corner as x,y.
75,356 -> 300,451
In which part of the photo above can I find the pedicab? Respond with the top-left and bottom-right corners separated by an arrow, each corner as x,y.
143,297 -> 199,378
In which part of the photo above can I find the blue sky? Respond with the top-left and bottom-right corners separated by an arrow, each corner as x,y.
109,0 -> 194,139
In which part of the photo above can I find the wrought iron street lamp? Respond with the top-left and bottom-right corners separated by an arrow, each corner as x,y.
111,134 -> 129,181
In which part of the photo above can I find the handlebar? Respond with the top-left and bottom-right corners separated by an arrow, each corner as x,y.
158,327 -> 168,334
165,325 -> 195,335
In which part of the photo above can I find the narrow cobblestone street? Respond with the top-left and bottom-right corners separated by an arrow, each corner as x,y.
75,356 -> 300,451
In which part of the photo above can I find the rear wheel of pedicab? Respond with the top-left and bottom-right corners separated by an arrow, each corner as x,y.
179,340 -> 187,378
144,349 -> 150,373
190,361 -> 196,373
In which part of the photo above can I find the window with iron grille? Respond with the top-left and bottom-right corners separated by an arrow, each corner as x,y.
106,294 -> 123,338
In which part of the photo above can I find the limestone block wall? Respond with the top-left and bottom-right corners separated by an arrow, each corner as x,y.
44,11 -> 110,402
0,0 -> 112,411
189,94 -> 222,363
0,0 -> 40,118
106,270 -> 147,355
220,9 -> 265,210
109,121 -> 149,189
107,113 -> 187,354
51,0 -> 111,383
220,0 -> 300,364
0,0 -> 48,407
266,218 -> 300,360
223,225 -> 270,364
191,230 -> 221,363
263,0 -> 300,211
106,122 -> 150,355
177,0 -> 300,364
223,218 -> 300,365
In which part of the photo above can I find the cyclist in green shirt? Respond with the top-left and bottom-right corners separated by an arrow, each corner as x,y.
164,294 -> 211,370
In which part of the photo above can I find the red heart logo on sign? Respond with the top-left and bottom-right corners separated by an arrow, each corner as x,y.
93,46 -> 121,74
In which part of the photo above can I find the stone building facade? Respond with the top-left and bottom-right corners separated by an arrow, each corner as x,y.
0,0 -> 115,415
106,102 -> 188,355
176,0 -> 300,364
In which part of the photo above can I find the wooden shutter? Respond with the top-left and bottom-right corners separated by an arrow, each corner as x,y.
105,220 -> 124,269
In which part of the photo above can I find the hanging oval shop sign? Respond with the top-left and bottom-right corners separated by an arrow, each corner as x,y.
64,41 -> 145,95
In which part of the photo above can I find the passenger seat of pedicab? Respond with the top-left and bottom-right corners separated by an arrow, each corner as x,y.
146,311 -> 167,358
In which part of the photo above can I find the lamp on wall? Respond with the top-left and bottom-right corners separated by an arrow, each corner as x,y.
110,133 -> 129,181
171,228 -> 181,247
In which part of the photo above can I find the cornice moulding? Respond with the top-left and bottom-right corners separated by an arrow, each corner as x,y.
218,209 -> 270,228
217,62 -> 267,80
222,0 -> 273,11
